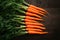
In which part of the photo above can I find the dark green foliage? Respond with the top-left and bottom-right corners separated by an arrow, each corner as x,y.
0,0 -> 27,40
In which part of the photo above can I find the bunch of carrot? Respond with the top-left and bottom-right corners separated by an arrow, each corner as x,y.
16,0 -> 48,34
24,5 -> 48,34
0,0 -> 48,40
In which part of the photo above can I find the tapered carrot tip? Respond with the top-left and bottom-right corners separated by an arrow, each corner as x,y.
39,13 -> 47,17
28,31 -> 48,34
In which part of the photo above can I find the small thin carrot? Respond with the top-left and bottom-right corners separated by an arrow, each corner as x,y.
26,24 -> 45,28
28,6 -> 46,15
26,12 -> 42,19
25,19 -> 44,24
27,7 -> 47,17
28,30 -> 48,34
25,22 -> 44,26
25,19 -> 44,22
25,16 -> 43,21
26,25 -> 46,29
24,19 -> 38,23
26,28 -> 42,31
29,5 -> 48,13
27,7 -> 40,14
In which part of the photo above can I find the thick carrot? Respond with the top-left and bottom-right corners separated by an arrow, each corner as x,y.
29,5 -> 48,13
26,12 -> 42,19
27,30 -> 48,34
26,28 -> 43,31
26,25 -> 46,29
25,22 -> 44,26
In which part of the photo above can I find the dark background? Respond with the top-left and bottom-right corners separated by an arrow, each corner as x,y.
15,0 -> 60,40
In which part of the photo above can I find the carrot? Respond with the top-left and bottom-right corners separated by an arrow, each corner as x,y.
27,30 -> 48,34
25,19 -> 44,23
26,12 -> 42,18
27,7 -> 47,17
25,16 -> 43,21
25,19 -> 44,22
28,6 -> 46,15
25,20 -> 43,24
26,24 -> 44,27
27,7 -> 40,14
24,19 -> 38,23
26,28 -> 43,31
26,25 -> 46,29
29,5 -> 48,13
25,22 -> 44,26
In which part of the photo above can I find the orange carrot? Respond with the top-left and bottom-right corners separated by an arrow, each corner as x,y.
29,5 -> 48,13
25,16 -> 43,21
28,30 -> 48,34
26,28 -> 42,31
26,12 -> 42,18
25,19 -> 44,23
25,22 -> 44,26
27,7 -> 47,17
25,20 -> 43,24
29,6 -> 46,15
24,19 -> 38,23
27,6 -> 39,13
26,24 -> 45,28
26,25 -> 46,29
25,19 -> 44,22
